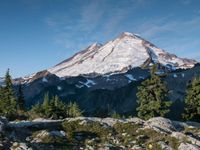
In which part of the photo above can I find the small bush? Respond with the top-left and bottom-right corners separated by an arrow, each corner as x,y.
62,120 -> 111,143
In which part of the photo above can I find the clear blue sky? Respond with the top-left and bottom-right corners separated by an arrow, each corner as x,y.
0,0 -> 200,78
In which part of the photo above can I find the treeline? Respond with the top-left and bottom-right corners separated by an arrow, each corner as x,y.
30,93 -> 83,119
0,67 -> 200,122
0,69 -> 83,120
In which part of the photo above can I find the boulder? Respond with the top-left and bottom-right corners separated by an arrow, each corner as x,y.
31,130 -> 67,143
101,118 -> 125,127
126,117 -> 145,125
145,117 -> 177,133
66,117 -> 101,123
10,142 -> 31,150
66,117 -> 127,127
178,143 -> 200,150
158,141 -> 173,150
171,132 -> 187,141
8,118 -> 63,130
186,135 -> 200,147
171,132 -> 200,147
31,130 -> 50,143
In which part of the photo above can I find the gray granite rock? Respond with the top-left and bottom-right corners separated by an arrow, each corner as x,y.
178,143 -> 200,150
145,117 -> 177,133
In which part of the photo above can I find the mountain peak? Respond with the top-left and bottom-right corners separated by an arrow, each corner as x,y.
48,32 -> 197,77
121,32 -> 134,36
119,32 -> 140,38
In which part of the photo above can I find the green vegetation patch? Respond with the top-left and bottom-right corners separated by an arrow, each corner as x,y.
62,120 -> 111,145
113,122 -> 180,149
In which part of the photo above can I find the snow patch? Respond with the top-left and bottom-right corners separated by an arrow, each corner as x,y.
79,79 -> 96,88
124,74 -> 137,81
57,86 -> 62,91
139,76 -> 145,79
173,74 -> 178,78
103,75 -> 111,81
42,77 -> 48,82
148,48 -> 158,63
60,77 -> 66,81
149,63 -> 154,66
106,77 -> 111,81
155,70 -> 165,75
23,73 -> 36,80
75,84 -> 84,88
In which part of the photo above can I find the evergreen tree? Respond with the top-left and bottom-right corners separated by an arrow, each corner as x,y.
4,69 -> 16,102
0,69 -> 17,118
30,94 -> 70,119
136,66 -> 171,120
51,95 -> 67,119
18,83 -> 25,111
29,93 -> 83,119
29,93 -> 50,119
29,102 -> 44,119
183,77 -> 200,122
42,92 -> 51,118
67,101 -> 83,117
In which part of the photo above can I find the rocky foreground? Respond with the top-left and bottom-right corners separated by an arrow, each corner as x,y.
1,117 -> 200,150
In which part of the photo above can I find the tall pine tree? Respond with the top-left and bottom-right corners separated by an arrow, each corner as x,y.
4,69 -> 15,101
0,69 -> 17,118
136,66 -> 171,120
183,77 -> 200,122
51,95 -> 68,119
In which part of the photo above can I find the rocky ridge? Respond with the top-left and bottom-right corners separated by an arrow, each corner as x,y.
1,116 -> 200,150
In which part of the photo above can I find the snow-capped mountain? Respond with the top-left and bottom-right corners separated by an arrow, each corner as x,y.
48,32 -> 197,78
7,32 -> 199,118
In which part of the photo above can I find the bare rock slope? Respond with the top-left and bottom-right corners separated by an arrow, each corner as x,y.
1,117 -> 200,150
